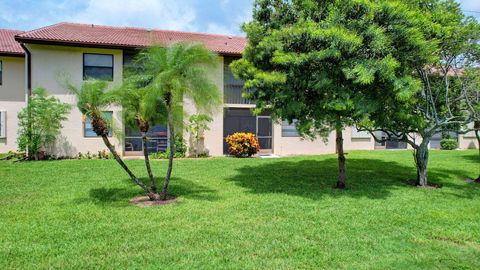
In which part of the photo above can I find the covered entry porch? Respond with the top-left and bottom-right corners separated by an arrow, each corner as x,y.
223,108 -> 273,155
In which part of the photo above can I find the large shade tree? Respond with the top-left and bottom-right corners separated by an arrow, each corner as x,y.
463,68 -> 480,182
359,0 -> 480,186
231,0 -> 432,188
136,43 -> 221,200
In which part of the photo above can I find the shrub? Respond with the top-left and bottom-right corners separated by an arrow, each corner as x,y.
17,88 -> 71,160
440,138 -> 458,150
186,114 -> 212,157
149,136 -> 187,159
97,150 -> 111,159
225,132 -> 260,158
149,149 -> 185,159
75,150 -> 113,160
0,151 -> 25,160
174,135 -> 187,157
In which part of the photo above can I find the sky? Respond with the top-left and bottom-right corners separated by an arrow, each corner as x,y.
0,0 -> 479,36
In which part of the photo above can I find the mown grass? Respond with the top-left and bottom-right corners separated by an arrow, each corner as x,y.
0,150 -> 479,269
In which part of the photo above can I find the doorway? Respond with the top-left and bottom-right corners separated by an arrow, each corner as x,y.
223,108 -> 273,154
374,131 -> 408,149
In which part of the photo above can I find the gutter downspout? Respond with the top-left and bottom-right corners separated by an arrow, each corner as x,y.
20,44 -> 31,96
20,43 -> 32,158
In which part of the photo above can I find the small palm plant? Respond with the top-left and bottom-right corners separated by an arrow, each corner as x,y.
111,75 -> 167,194
138,42 -> 221,200
67,80 -> 155,199
186,114 -> 212,157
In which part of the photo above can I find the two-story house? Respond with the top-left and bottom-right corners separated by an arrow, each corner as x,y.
0,23 -> 478,157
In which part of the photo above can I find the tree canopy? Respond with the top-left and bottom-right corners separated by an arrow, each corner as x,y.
359,0 -> 480,186
232,0 -> 433,187
134,42 -> 222,199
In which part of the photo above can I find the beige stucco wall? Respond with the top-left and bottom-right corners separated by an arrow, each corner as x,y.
459,134 -> 478,149
26,44 -> 123,157
184,56 -> 225,157
0,56 -> 26,152
272,125 -> 376,156
272,123 -> 335,155
344,127 -> 376,151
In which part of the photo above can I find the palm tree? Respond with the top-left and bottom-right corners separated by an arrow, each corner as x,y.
110,76 -> 167,194
138,42 -> 221,200
67,80 -> 155,199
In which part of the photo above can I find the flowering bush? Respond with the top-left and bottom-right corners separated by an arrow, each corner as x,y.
225,132 -> 260,157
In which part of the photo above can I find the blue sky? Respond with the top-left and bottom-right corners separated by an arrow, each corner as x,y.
0,0 -> 479,36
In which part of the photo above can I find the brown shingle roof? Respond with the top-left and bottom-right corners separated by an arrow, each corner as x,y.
16,22 -> 246,55
0,29 -> 24,56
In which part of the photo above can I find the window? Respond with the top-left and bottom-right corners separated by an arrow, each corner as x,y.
83,54 -> 113,81
123,50 -> 136,67
224,57 -> 253,104
84,111 -> 113,137
0,61 -> 3,85
282,120 -> 300,137
0,111 -> 5,138
351,126 -> 371,139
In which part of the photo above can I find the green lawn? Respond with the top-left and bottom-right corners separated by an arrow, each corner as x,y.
0,150 -> 479,269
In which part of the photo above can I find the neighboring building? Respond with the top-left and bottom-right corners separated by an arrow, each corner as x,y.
0,29 -> 25,153
0,23 -> 478,156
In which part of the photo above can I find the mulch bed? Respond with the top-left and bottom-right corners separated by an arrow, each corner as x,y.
129,196 -> 177,207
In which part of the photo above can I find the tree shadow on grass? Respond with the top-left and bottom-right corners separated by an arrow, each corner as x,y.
460,153 -> 480,163
76,177 -> 219,207
227,157 -> 476,201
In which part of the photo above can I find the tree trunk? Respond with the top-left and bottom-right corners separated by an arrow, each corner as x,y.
142,132 -> 157,193
336,127 -> 346,189
196,134 -> 199,158
475,129 -> 480,182
414,140 -> 430,187
100,134 -> 153,197
160,107 -> 175,200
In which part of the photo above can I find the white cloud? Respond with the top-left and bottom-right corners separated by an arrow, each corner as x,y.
206,23 -> 236,35
67,0 -> 197,31
206,4 -> 252,36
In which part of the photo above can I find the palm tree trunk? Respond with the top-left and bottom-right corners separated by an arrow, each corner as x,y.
335,127 -> 346,189
100,134 -> 152,196
161,107 -> 175,200
142,132 -> 157,193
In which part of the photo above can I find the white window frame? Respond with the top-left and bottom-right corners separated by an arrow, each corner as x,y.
351,126 -> 371,139
281,119 -> 300,137
0,111 -> 6,138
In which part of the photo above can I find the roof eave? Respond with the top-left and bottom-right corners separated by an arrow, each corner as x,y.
15,36 -> 243,56
0,51 -> 25,57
